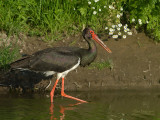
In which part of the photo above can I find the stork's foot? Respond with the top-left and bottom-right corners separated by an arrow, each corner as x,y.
61,92 -> 88,103
61,77 -> 87,103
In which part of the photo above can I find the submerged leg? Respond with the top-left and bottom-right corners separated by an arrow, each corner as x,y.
50,79 -> 59,103
61,77 -> 88,103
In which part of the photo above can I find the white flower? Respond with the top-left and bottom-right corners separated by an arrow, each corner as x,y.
123,35 -> 126,39
92,7 -> 95,9
109,28 -> 115,32
93,11 -> 97,15
118,23 -> 122,27
139,21 -> 142,25
104,6 -> 106,8
117,14 -> 120,18
127,32 -> 132,35
118,32 -> 121,35
109,31 -> 113,35
132,18 -> 135,22
105,27 -> 108,30
99,9 -> 101,12
117,27 -> 120,31
126,28 -> 130,31
138,19 -> 142,22
120,7 -> 123,11
124,26 -> 127,29
88,1 -> 91,4
112,25 -> 116,28
109,5 -> 113,9
124,29 -> 128,32
94,0 -> 99,2
112,35 -> 118,38
109,28 -> 113,32
146,21 -> 149,24
138,19 -> 142,24
125,24 -> 128,27
109,5 -> 114,9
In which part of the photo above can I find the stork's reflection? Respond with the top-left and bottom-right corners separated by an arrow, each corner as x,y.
50,102 -> 85,120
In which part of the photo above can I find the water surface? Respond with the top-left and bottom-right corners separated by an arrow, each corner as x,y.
0,90 -> 160,120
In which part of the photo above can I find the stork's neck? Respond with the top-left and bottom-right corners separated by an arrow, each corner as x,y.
87,39 -> 97,53
79,39 -> 97,66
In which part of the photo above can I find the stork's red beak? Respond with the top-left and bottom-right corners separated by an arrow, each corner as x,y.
91,31 -> 112,53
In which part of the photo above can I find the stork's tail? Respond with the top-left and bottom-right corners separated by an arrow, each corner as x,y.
10,55 -> 31,69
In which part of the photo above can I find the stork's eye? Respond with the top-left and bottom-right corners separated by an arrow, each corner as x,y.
90,30 -> 94,34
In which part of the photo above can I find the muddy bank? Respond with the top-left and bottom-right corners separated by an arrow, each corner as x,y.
0,32 -> 160,92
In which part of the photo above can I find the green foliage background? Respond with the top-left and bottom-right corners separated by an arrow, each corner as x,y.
124,0 -> 160,40
0,0 -> 111,39
0,0 -> 160,40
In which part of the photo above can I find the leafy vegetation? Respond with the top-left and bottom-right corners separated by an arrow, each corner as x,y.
0,0 -> 160,41
0,43 -> 19,70
124,0 -> 160,41
0,0 -> 112,40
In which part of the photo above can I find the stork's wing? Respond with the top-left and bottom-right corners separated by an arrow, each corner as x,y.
10,47 -> 80,72
30,50 -> 80,72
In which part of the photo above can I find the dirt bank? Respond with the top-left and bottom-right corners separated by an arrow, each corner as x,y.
0,31 -> 160,92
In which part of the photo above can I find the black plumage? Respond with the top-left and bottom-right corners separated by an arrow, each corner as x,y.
9,28 -> 112,103
10,46 -> 97,72
10,28 -> 99,72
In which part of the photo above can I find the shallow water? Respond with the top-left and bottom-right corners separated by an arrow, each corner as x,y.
0,90 -> 160,120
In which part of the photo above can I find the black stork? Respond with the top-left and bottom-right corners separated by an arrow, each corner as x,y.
10,28 -> 112,103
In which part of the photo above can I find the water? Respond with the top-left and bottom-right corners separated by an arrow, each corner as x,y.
0,90 -> 160,120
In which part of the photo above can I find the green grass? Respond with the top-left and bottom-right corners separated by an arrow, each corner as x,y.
0,0 -> 113,40
89,59 -> 114,70
0,42 -> 20,70
0,0 -> 160,41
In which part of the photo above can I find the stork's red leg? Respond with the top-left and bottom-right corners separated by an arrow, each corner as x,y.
50,79 -> 59,103
61,77 -> 88,103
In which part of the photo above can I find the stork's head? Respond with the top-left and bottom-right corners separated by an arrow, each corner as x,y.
82,28 -> 112,53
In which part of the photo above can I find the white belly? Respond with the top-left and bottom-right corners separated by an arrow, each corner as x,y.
44,58 -> 80,79
43,71 -> 56,76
